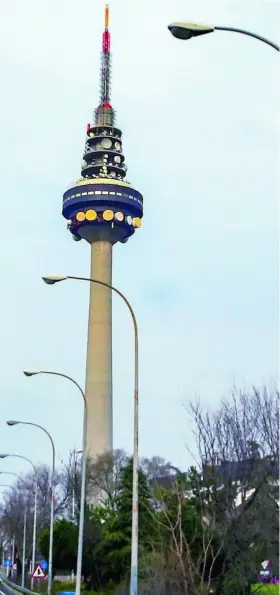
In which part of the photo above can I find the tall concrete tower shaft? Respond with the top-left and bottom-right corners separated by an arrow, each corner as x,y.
62,5 -> 143,459
86,241 -> 113,455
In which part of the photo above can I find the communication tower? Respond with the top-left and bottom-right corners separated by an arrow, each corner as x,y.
62,5 -> 143,457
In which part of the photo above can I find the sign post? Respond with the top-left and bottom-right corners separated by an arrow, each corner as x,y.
4,559 -> 12,577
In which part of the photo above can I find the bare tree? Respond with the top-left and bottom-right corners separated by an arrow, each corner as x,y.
190,386 -> 279,489
140,456 -> 176,482
0,464 -> 71,563
188,386 -> 279,590
87,449 -> 129,505
1,486 -> 32,564
62,449 -> 82,521
140,474 -> 225,595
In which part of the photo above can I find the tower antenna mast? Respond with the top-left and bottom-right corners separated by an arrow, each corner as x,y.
97,4 -> 114,126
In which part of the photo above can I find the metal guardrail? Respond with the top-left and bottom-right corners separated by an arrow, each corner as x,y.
0,573 -> 35,595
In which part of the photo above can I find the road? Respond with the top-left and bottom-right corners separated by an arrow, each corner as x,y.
0,578 -> 16,595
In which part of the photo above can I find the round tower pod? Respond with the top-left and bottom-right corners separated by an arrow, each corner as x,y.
63,176 -> 143,244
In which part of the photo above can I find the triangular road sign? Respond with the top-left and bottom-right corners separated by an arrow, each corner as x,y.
32,564 -> 46,579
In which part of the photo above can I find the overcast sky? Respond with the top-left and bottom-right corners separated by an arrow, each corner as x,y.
0,0 -> 278,482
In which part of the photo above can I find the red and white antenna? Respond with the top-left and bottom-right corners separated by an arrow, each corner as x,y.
100,4 -> 112,107
88,5 -> 115,129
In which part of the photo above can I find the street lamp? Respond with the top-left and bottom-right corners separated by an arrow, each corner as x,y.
0,453 -> 38,590
23,370 -> 87,595
6,420 -> 55,595
42,274 -> 139,595
168,21 -> 280,51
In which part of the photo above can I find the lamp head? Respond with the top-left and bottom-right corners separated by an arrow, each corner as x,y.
6,421 -> 19,427
0,455 -> 8,459
168,21 -> 214,40
23,370 -> 40,377
42,275 -> 68,285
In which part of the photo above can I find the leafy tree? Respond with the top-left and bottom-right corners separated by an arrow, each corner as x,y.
80,505 -> 108,591
95,458 -> 155,586
38,519 -> 78,575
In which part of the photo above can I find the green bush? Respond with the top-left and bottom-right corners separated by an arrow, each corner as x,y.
252,585 -> 280,595
53,581 -> 76,592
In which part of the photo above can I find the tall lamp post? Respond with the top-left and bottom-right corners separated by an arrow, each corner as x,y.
168,21 -> 279,51
22,370 -> 87,595
0,454 -> 37,590
42,274 -> 139,595
6,421 -> 55,595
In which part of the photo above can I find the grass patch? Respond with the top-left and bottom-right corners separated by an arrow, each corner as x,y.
252,585 -> 279,595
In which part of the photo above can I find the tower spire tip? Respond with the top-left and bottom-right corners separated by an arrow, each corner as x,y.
105,4 -> 109,29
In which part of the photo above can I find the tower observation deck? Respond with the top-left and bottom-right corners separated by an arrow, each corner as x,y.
62,5 -> 143,460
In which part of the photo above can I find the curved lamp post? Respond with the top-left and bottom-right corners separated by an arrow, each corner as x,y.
0,453 -> 37,590
42,274 -> 139,595
168,22 -> 279,51
22,370 -> 87,595
6,421 -> 55,595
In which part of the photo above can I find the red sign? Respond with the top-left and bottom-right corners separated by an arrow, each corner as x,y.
32,564 -> 46,579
